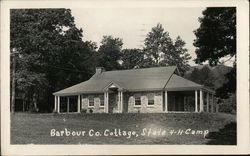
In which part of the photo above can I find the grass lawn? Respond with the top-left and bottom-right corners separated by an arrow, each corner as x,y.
11,112 -> 236,144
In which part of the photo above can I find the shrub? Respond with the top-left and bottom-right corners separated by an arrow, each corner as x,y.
218,93 -> 236,114
89,109 -> 93,113
81,109 -> 87,113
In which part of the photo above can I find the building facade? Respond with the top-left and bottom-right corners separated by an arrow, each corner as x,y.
53,66 -> 215,113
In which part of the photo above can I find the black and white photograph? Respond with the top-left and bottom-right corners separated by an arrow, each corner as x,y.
1,0 -> 249,155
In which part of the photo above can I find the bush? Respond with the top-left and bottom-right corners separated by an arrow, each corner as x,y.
89,109 -> 93,113
81,109 -> 87,113
218,93 -> 236,114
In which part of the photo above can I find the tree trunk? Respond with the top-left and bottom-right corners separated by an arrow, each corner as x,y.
22,100 -> 25,112
33,93 -> 38,112
11,55 -> 16,114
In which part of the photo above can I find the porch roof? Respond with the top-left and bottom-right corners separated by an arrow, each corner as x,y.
165,74 -> 215,93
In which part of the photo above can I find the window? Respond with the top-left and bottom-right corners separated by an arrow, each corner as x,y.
88,96 -> 94,107
148,93 -> 154,106
100,96 -> 104,107
134,95 -> 141,106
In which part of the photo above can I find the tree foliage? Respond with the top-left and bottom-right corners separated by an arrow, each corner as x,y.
144,23 -> 173,65
11,9 -> 96,112
143,23 -> 191,75
97,35 -> 123,71
193,7 -> 236,66
121,49 -> 144,69
193,7 -> 236,98
186,65 -> 215,89
216,64 -> 236,98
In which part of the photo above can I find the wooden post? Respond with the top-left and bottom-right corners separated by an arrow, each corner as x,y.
211,94 -> 214,113
57,96 -> 60,113
216,103 -> 219,113
54,96 -> 57,112
77,95 -> 81,113
118,92 -> 120,113
165,91 -> 168,112
67,97 -> 69,113
104,92 -> 106,113
207,93 -> 209,112
107,92 -> 109,113
195,90 -> 198,112
104,92 -> 109,113
121,91 -> 123,113
200,90 -> 204,112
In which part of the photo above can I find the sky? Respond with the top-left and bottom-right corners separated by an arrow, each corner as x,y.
71,7 -> 206,66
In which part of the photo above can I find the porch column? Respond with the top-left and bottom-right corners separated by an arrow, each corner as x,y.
67,97 -> 69,113
195,90 -> 198,112
206,93 -> 209,112
211,94 -> 214,113
77,95 -> 81,113
54,96 -> 57,112
57,96 -> 60,113
165,91 -> 168,112
118,91 -> 120,113
121,91 -> 123,113
200,90 -> 204,112
104,92 -> 109,113
104,92 -> 107,113
216,103 -> 219,113
107,92 -> 109,113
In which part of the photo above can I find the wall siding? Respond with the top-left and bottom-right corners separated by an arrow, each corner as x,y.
81,94 -> 105,113
81,91 -> 164,113
127,91 -> 164,113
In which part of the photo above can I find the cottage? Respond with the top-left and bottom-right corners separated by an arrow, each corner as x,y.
53,66 -> 215,113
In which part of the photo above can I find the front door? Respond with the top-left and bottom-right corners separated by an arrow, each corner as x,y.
108,93 -> 118,113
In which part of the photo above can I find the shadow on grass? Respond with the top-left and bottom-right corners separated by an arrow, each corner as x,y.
206,122 -> 236,145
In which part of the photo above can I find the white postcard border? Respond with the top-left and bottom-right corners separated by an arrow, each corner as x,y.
1,0 -> 249,155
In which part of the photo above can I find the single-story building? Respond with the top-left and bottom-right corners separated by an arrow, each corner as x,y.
53,66 -> 216,113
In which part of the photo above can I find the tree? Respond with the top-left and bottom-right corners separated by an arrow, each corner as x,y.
10,9 -> 96,112
143,23 -> 191,75
216,64 -> 236,98
187,65 -> 215,89
193,7 -> 236,66
162,36 -> 192,74
97,35 -> 123,71
121,49 -> 144,69
144,23 -> 173,65
193,7 -> 236,98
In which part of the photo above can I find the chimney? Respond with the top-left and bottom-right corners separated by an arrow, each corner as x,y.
96,67 -> 105,74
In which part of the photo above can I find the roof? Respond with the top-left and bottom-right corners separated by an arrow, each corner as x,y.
53,66 -> 214,96
165,74 -> 215,93
165,74 -> 203,91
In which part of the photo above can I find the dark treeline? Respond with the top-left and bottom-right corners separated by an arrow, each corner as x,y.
10,8 -> 236,113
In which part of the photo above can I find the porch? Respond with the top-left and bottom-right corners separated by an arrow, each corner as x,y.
53,91 -> 124,114
164,89 -> 216,113
54,89 -> 216,113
